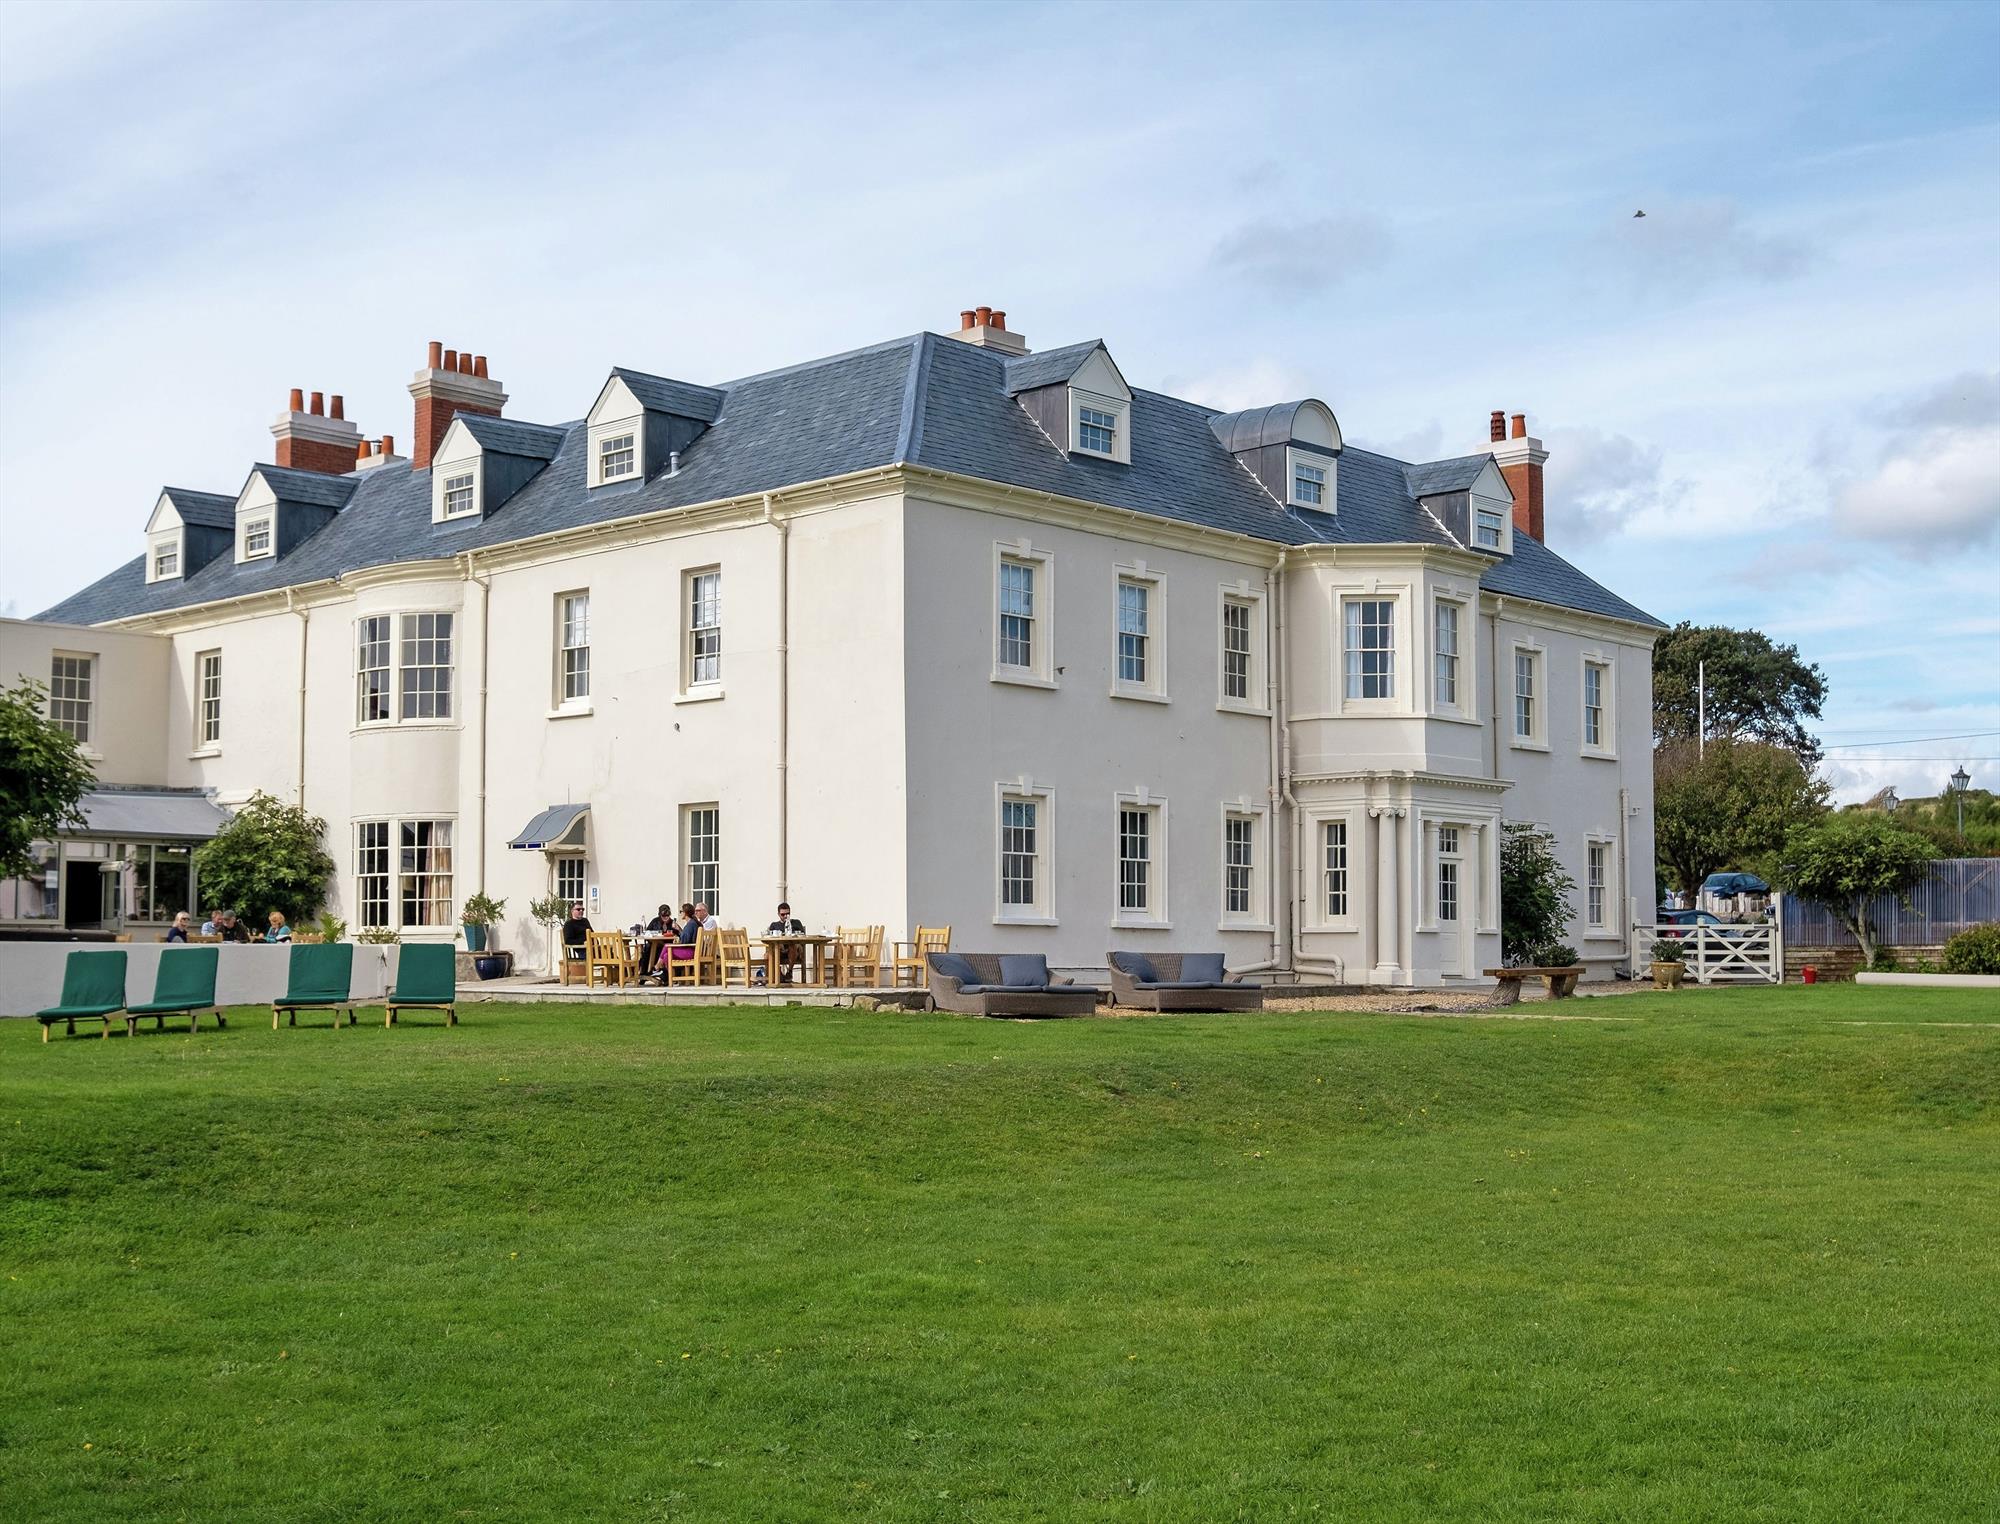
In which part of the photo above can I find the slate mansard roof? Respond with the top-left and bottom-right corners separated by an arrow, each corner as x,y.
36,332 -> 1661,630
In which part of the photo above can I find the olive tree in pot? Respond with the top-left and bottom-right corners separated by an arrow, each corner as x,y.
460,892 -> 507,954
1649,937 -> 1686,990
529,893 -> 570,975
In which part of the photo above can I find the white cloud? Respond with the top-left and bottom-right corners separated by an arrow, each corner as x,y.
1833,370 -> 2000,553
1605,199 -> 1813,296
1542,426 -> 1687,543
1210,214 -> 1391,296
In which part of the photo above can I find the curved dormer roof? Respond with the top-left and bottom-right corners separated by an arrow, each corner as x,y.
1208,399 -> 1341,455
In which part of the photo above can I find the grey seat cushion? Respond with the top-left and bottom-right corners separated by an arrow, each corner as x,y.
1112,951 -> 1158,983
1180,952 -> 1228,984
1146,981 -> 1229,990
930,952 -> 979,984
998,953 -> 1049,988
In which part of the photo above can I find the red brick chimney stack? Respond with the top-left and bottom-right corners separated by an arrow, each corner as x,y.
272,384 -> 362,475
408,341 -> 507,469
1479,406 -> 1548,543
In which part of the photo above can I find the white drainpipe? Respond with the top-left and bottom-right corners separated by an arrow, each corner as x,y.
763,494 -> 790,903
461,551 -> 493,897
287,588 -> 309,808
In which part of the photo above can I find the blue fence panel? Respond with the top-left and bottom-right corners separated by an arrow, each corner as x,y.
1780,858 -> 1999,947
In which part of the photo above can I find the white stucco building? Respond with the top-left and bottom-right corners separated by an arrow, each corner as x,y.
2,309 -> 1661,984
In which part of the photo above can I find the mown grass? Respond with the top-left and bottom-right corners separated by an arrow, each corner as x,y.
2,985 -> 1996,1522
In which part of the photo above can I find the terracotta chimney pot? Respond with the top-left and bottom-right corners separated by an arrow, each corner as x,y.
289,387 -> 305,413
991,311 -> 1006,330
443,348 -> 458,372
457,352 -> 472,374
473,355 -> 488,378
1489,410 -> 1505,442
428,340 -> 444,368
960,309 -> 976,329
309,391 -> 324,416
1510,413 -> 1526,439
975,305 -> 992,326
329,394 -> 344,420
357,439 -> 371,461
381,434 -> 394,457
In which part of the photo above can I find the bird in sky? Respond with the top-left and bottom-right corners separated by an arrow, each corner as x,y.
1633,209 -> 1647,218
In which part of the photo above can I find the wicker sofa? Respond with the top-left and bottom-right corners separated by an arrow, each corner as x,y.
1106,951 -> 1264,1012
925,953 -> 1104,1017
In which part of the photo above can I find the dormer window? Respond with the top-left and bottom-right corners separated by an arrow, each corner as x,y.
152,541 -> 178,578
243,518 -> 272,558
599,433 -> 636,481
1078,407 -> 1117,456
442,473 -> 477,519
1292,458 -> 1327,507
1476,505 -> 1505,548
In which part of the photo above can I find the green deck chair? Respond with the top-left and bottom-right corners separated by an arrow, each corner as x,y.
35,949 -> 128,1041
273,943 -> 356,1029
384,943 -> 458,1027
121,946 -> 223,1038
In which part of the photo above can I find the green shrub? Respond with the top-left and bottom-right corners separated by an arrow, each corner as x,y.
1867,946 -> 1902,973
1501,824 -> 1577,968
1649,939 -> 1686,963
1941,924 -> 2000,975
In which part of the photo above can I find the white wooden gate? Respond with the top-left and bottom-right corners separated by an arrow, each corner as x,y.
1651,924 -> 1782,985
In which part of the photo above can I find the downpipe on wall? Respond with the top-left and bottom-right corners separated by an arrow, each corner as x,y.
286,588 -> 308,808
763,494 -> 790,904
461,551 -> 492,898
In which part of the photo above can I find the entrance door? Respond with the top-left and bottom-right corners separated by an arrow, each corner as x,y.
1436,827 -> 1466,977
63,861 -> 104,929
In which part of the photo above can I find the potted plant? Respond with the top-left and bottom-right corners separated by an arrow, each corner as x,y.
460,892 -> 507,954
529,893 -> 570,975
1649,938 -> 1686,990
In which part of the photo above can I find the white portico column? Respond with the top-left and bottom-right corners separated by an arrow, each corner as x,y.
1373,807 -> 1404,980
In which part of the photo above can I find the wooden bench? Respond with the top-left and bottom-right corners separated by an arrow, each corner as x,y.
1483,965 -> 1585,1007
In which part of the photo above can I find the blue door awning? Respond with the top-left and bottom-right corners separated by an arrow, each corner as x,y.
508,803 -> 589,850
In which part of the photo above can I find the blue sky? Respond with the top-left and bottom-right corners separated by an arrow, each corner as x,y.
1,0 -> 1994,800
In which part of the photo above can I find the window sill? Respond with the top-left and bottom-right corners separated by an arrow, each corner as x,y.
1583,931 -> 1621,942
993,914 -> 1058,927
1220,921 -> 1275,934
1217,701 -> 1272,718
1429,711 -> 1482,727
1338,699 -> 1403,716
77,746 -> 104,763
547,704 -> 594,721
673,686 -> 725,706
1110,686 -> 1171,706
1580,748 -> 1619,762
187,748 -> 221,761
1509,738 -> 1550,753
991,670 -> 1059,691
350,721 -> 461,736
1112,918 -> 1172,931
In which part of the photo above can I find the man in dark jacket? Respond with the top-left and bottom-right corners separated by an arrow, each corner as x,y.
766,901 -> 805,983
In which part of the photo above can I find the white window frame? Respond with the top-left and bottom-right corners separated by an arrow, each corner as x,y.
148,533 -> 182,583
1435,824 -> 1464,928
354,821 -> 391,930
552,853 -> 588,910
1581,655 -> 1616,758
1584,835 -> 1619,937
681,803 -> 721,918
1315,812 -> 1359,928
356,616 -> 393,726
441,470 -> 478,520
994,781 -> 1057,926
1217,584 -> 1268,714
47,651 -> 95,745
682,567 -> 722,697
1342,595 -> 1398,705
396,818 -> 456,930
1510,641 -> 1548,750
241,517 -> 273,560
1219,803 -> 1271,931
1069,388 -> 1130,463
1111,564 -> 1167,703
1287,447 -> 1333,510
1475,505 -> 1507,549
587,411 -> 645,490
195,649 -> 222,751
399,612 -> 455,722
555,590 -> 591,711
992,542 -> 1055,688
1112,790 -> 1169,929
598,431 -> 637,483
1432,595 -> 1466,716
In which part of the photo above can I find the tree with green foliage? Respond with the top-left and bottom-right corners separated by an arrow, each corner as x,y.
1768,813 -> 1937,966
1653,737 -> 1829,894
0,678 -> 95,879
192,791 -> 336,927
1874,782 -> 2000,859
1652,622 -> 1828,761
1500,822 -> 1579,967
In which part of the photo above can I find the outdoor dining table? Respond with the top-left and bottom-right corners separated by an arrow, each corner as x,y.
754,933 -> 833,988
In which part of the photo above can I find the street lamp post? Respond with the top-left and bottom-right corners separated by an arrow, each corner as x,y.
1950,765 -> 1971,836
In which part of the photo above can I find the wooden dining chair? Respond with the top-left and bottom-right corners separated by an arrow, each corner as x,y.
586,931 -> 638,988
559,943 -> 590,986
717,928 -> 754,988
892,925 -> 951,986
692,926 -> 723,985
664,937 -> 701,988
832,925 -> 885,987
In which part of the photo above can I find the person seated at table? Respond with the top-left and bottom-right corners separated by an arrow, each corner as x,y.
165,911 -> 192,943
216,909 -> 254,944
766,901 -> 805,983
640,903 -> 676,977
199,907 -> 223,936
561,903 -> 593,967
265,910 -> 293,943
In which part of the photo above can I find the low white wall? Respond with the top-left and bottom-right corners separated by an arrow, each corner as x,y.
1855,971 -> 2000,990
0,942 -> 400,1018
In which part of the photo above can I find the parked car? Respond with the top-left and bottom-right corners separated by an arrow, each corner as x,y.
1658,908 -> 1750,938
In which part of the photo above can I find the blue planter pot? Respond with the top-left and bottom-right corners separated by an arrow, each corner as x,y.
463,924 -> 488,953
475,955 -> 508,981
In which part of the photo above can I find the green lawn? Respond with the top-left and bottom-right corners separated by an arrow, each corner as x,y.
3,986 -> 1996,1522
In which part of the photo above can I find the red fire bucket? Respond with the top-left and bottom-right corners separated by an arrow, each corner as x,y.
1802,966 -> 1817,985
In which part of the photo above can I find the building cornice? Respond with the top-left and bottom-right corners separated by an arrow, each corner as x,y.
1291,767 -> 1515,792
1480,590 -> 1663,646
